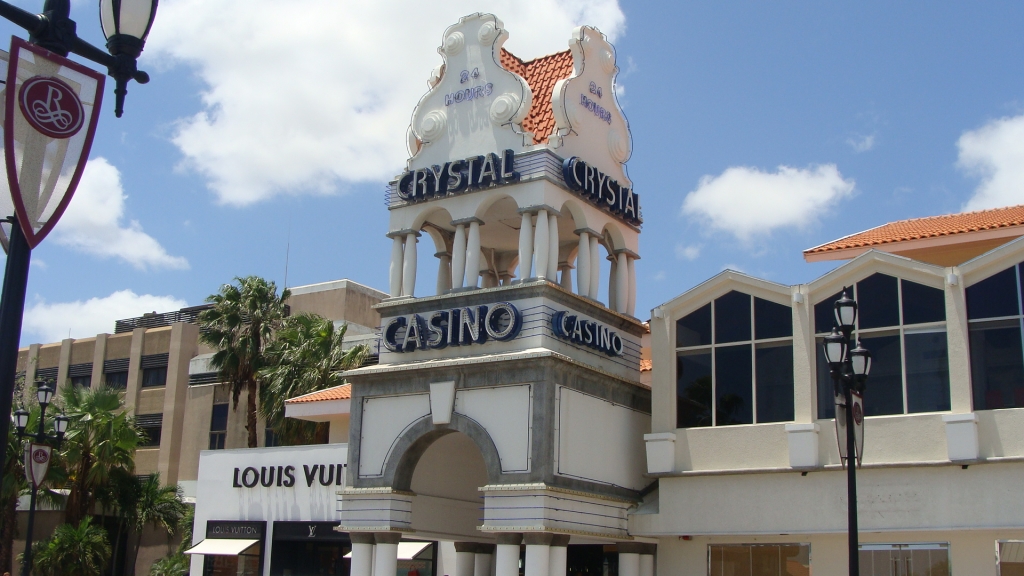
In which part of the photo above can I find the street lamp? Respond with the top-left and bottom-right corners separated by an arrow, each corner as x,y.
14,380 -> 70,576
822,288 -> 872,576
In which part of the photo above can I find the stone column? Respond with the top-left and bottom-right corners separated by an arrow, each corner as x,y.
547,212 -> 559,280
389,235 -> 404,297
455,542 -> 478,576
475,544 -> 495,576
350,533 -> 375,576
639,553 -> 654,576
534,209 -> 550,280
495,534 -> 522,576
548,535 -> 569,576
519,212 -> 534,280
615,252 -> 629,313
465,220 -> 482,288
618,543 -> 654,576
373,533 -> 402,576
618,552 -> 639,576
452,224 -> 467,289
524,533 -> 553,576
576,231 -> 590,297
436,252 -> 452,295
608,254 -> 618,312
401,232 -> 418,297
627,256 -> 637,317
559,262 -> 573,291
589,235 -> 601,301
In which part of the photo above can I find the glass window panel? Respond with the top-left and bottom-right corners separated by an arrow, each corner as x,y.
857,273 -> 900,329
716,344 -> 753,425
901,279 -> 946,325
719,546 -> 752,576
816,339 -> 836,419
70,375 -> 91,388
210,403 -> 229,432
814,291 -> 842,334
780,545 -> 810,576
969,321 -> 1024,410
142,366 -> 167,388
905,331 -> 951,413
755,297 -> 792,340
709,545 -> 723,576
715,291 -> 751,344
105,371 -> 128,389
860,333 -> 904,415
967,266 -> 1019,320
756,343 -> 794,423
140,425 -> 161,447
677,303 -> 712,347
750,545 -> 779,576
677,351 -> 713,428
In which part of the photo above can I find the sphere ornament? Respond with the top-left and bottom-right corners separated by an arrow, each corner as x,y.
443,32 -> 464,55
478,21 -> 499,44
420,109 -> 447,141
608,129 -> 630,162
489,93 -> 520,124
599,49 -> 616,74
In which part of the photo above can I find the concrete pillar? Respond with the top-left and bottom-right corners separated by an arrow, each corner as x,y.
465,221 -> 482,288
615,252 -> 629,314
373,533 -> 402,576
639,554 -> 654,576
401,232 -> 418,297
389,235 -> 404,297
125,327 -> 146,415
495,533 -> 522,576
452,224 -> 467,289
436,252 -> 452,295
576,232 -> 590,297
56,338 -> 72,391
455,542 -> 478,576
475,544 -> 495,576
618,553 -> 639,576
547,212 -> 559,280
157,322 -> 199,485
90,333 -> 107,388
350,533 -> 376,576
589,235 -> 600,301
519,212 -> 534,280
23,343 -> 39,404
618,543 -> 655,576
627,256 -> 637,317
559,263 -> 573,292
608,254 -> 618,312
534,209 -> 549,280
548,535 -> 569,576
524,534 -> 553,576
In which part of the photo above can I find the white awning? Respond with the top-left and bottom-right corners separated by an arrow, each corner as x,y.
343,542 -> 431,561
185,539 -> 259,556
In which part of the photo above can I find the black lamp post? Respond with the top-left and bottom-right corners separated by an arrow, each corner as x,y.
13,382 -> 69,576
822,288 -> 872,576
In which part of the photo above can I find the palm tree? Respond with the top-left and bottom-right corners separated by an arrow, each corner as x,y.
60,384 -> 144,526
199,276 -> 290,448
0,410 -> 26,573
127,474 -> 187,576
259,313 -> 368,445
30,517 -> 111,576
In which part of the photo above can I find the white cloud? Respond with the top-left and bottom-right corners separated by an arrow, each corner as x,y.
23,290 -> 188,343
54,158 -> 189,270
653,270 -> 666,281
958,114 -> 1024,211
682,165 -> 855,241
674,243 -> 700,261
146,0 -> 626,206
847,133 -> 875,153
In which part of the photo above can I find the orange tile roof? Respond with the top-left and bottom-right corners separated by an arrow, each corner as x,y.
285,384 -> 351,404
805,204 -> 1024,255
640,359 -> 652,373
500,48 -> 574,145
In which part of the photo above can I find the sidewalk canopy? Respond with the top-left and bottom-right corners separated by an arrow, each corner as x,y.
184,539 -> 259,556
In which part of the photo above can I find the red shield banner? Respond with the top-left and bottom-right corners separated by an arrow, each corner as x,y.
23,442 -> 51,488
0,36 -> 104,250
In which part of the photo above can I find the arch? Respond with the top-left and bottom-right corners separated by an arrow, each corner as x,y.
473,191 -> 520,221
600,222 -> 627,254
557,198 -> 589,231
411,205 -> 455,234
385,412 -> 503,492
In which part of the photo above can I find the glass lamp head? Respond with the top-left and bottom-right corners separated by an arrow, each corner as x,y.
823,328 -> 847,368
100,0 -> 159,57
36,385 -> 54,408
834,289 -> 858,333
850,342 -> 872,379
13,408 -> 29,435
54,414 -> 69,440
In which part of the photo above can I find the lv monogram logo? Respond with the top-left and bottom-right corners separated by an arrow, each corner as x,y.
308,525 -> 317,538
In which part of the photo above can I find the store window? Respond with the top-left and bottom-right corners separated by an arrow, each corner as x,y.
269,522 -> 353,576
142,366 -> 167,388
105,371 -> 128,389
210,404 -> 228,450
967,263 -> 1024,410
708,544 -> 810,576
815,274 -> 949,419
998,541 -> 1024,576
858,543 -> 949,575
677,291 -> 794,428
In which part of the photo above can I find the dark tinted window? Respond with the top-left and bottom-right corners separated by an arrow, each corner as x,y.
860,334 -> 903,416
105,371 -> 128,389
714,291 -> 751,344
814,291 -> 842,334
905,332 -> 950,413
901,280 -> 945,325
754,298 -> 792,340
816,341 -> 836,419
70,375 -> 91,388
756,343 -> 794,423
969,321 -> 1024,409
677,304 -> 711,347
677,351 -> 712,428
210,404 -> 229,432
140,425 -> 161,447
967,266 -> 1019,320
715,345 -> 752,425
857,274 -> 900,329
142,367 -> 167,388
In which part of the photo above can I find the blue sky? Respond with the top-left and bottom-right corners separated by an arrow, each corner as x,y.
2,1 -> 1023,344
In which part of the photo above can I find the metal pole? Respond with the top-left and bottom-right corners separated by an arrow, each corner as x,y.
0,222 -> 31,503
846,383 -> 859,576
21,483 -> 37,576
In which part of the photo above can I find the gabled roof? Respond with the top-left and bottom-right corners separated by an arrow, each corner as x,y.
500,48 -> 574,145
285,384 -> 351,404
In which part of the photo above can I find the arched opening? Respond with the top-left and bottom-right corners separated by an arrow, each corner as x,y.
408,431 -> 490,538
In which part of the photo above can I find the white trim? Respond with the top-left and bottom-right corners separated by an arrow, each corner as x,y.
285,398 -> 351,420
184,539 -> 258,556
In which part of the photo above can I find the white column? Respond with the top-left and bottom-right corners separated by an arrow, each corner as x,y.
549,535 -> 569,576
615,252 -> 629,313
639,554 -> 654,576
519,212 -> 534,280
436,252 -> 452,295
475,545 -> 494,576
389,236 -> 404,297
373,534 -> 400,576
401,232 -> 417,297
627,256 -> 637,317
608,254 -> 618,312
495,534 -> 522,576
524,535 -> 551,576
350,535 -> 375,576
455,543 -> 477,576
559,263 -> 573,291
576,232 -> 590,297
534,209 -> 550,280
589,235 -> 600,300
452,224 -> 467,289
465,221 -> 482,288
619,553 -> 639,576
547,212 -> 559,280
